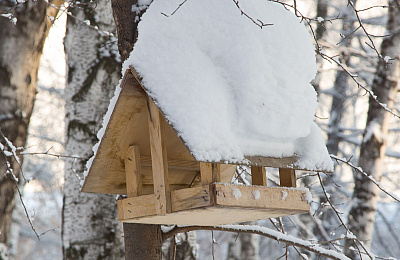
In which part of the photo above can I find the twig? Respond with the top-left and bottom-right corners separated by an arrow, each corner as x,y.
330,155 -> 400,202
317,173 -> 374,259
14,181 -> 40,240
232,0 -> 273,29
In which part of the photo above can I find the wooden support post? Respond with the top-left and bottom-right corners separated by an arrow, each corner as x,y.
200,162 -> 213,185
200,162 -> 220,184
251,166 -> 267,186
212,163 -> 221,183
125,145 -> 143,197
279,168 -> 296,187
147,97 -> 171,215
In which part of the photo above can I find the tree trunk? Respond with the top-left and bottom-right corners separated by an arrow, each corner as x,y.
326,0 -> 358,157
110,1 -> 164,259
345,1 -> 400,258
62,1 -> 124,259
311,0 -> 329,93
124,224 -> 163,260
0,0 -> 62,252
227,222 -> 259,260
111,1 -> 199,259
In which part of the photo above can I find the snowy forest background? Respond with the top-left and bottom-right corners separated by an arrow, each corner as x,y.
0,0 -> 400,259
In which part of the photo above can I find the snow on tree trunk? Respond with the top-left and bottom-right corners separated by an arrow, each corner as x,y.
0,0 -> 62,250
62,2 -> 124,259
345,1 -> 400,258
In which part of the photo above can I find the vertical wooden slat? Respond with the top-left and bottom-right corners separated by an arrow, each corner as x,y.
279,168 -> 296,187
251,166 -> 267,186
200,162 -> 213,185
147,97 -> 171,214
212,163 -> 221,183
200,162 -> 221,184
125,145 -> 142,197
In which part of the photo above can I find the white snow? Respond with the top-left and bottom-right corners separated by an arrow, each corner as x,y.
303,188 -> 313,204
231,187 -> 242,199
252,189 -> 261,200
384,55 -> 391,63
281,190 -> 288,201
121,0 -> 333,172
363,119 -> 381,143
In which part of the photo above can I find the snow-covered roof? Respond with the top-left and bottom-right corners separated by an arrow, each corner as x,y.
122,0 -> 333,172
82,0 -> 333,194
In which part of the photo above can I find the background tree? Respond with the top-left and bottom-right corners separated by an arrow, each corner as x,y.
0,0 -> 62,254
2,0 -> 400,259
62,0 -> 124,258
345,0 -> 400,257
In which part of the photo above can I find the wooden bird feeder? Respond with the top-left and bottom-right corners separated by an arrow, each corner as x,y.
82,66 -> 329,226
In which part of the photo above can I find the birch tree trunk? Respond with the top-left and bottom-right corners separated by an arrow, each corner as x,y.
62,1 -> 124,259
345,1 -> 400,258
0,0 -> 61,252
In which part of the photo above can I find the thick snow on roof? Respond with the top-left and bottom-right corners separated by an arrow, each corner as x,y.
122,0 -> 333,171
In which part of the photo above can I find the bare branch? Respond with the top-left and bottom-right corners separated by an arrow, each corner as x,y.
163,225 -> 350,260
232,0 -> 273,28
317,173 -> 374,259
330,155 -> 400,203
14,182 -> 40,241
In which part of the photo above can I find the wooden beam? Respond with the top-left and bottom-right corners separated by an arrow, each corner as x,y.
279,168 -> 296,187
251,166 -> 267,186
171,185 -> 211,211
147,97 -> 171,215
214,184 -> 308,210
118,194 -> 157,220
125,145 -> 142,197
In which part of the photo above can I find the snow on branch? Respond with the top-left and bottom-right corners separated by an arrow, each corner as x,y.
0,128 -> 40,241
163,224 -> 351,260
331,155 -> 400,203
0,128 -> 24,182
319,52 -> 400,119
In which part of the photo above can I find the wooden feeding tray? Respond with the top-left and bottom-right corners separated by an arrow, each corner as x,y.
118,183 -> 309,226
82,67 -> 326,225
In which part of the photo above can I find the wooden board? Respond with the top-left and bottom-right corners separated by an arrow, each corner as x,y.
118,184 -> 309,226
121,207 -> 305,226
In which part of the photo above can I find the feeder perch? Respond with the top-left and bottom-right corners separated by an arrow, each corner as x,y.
82,67 -> 330,226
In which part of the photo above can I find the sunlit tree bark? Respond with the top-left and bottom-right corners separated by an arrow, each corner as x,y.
0,0 -> 62,254
345,1 -> 400,258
